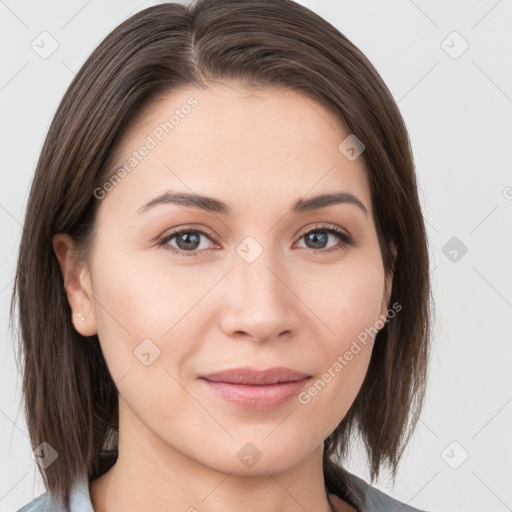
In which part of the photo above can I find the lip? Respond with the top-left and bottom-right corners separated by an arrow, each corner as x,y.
201,366 -> 311,385
199,366 -> 311,410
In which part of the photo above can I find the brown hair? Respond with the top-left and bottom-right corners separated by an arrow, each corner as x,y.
10,0 -> 433,509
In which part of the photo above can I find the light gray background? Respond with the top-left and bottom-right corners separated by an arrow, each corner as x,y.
1,1 -> 511,511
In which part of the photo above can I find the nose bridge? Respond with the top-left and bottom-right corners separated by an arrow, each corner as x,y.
219,237 -> 297,340
236,238 -> 289,308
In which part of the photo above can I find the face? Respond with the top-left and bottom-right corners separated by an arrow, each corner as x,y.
55,82 -> 394,476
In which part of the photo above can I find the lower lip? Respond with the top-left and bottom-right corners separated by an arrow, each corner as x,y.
200,378 -> 310,410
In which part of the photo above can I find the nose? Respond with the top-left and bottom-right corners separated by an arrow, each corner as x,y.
219,246 -> 300,344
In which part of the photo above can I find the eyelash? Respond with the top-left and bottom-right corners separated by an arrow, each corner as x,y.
156,224 -> 355,257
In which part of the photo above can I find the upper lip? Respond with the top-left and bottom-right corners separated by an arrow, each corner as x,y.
201,366 -> 311,385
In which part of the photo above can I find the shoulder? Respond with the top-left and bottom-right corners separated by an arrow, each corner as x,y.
14,475 -> 94,512
341,470 -> 431,512
14,492 -> 65,512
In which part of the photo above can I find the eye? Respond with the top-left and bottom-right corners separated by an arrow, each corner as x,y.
295,224 -> 355,254
157,224 -> 355,257
157,227 -> 219,256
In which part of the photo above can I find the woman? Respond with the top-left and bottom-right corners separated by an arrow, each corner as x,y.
11,0 -> 433,511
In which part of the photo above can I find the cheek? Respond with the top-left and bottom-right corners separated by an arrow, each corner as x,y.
90,242 -> 187,337
88,242 -> 216,394
296,290 -> 380,436
289,255 -> 385,424
299,253 -> 386,348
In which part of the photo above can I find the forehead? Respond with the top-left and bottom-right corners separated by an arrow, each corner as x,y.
100,82 -> 373,220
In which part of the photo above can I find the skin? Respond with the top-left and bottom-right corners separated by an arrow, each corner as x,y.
53,81 -> 396,512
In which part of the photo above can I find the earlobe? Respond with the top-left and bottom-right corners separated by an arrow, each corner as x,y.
52,233 -> 97,336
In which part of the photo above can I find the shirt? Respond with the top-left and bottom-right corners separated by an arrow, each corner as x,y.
15,469 -> 430,512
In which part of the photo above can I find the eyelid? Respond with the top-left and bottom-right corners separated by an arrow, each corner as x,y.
296,222 -> 351,240
156,224 -> 220,248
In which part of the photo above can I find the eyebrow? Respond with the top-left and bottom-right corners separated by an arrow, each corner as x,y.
136,191 -> 369,217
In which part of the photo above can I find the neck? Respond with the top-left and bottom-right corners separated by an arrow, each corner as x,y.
89,399 -> 343,512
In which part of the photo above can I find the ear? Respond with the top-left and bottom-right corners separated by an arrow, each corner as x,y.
379,240 -> 397,322
52,233 -> 97,336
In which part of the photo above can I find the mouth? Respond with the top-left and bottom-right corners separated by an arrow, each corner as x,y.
200,366 -> 311,385
199,366 -> 312,410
